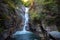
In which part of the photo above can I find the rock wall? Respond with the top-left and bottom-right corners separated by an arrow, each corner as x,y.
0,1 -> 22,40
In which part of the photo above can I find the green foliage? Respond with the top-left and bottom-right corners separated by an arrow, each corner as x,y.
3,0 -> 23,9
45,18 -> 55,26
22,1 -> 31,7
30,0 -> 58,26
30,10 -> 46,24
3,0 -> 16,9
21,0 -> 33,7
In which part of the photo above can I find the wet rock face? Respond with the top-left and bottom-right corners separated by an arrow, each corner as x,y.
0,2 -> 22,39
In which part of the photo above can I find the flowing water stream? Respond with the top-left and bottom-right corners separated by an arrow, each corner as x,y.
22,7 -> 29,32
12,7 -> 41,40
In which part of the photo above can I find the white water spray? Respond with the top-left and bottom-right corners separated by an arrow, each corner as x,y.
22,7 -> 29,31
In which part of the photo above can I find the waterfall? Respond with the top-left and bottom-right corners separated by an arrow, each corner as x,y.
13,7 -> 31,35
22,7 -> 29,31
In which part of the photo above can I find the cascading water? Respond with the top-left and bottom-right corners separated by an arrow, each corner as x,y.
22,7 -> 29,31
13,7 -> 31,35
